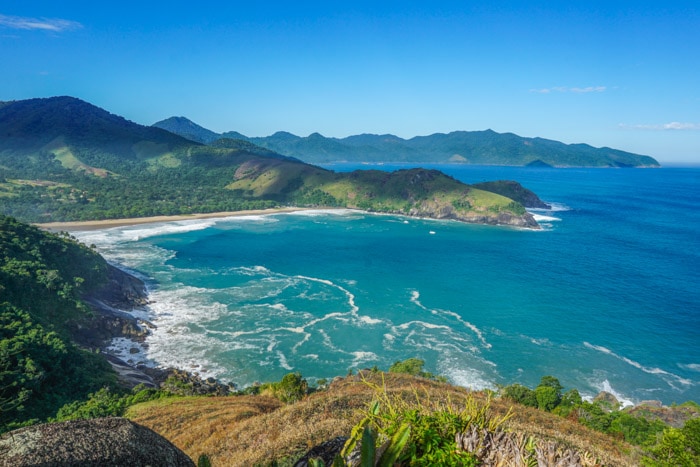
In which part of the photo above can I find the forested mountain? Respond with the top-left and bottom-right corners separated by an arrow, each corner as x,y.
0,97 -> 538,227
151,116 -> 220,144
153,116 -> 660,167
0,215 -> 117,430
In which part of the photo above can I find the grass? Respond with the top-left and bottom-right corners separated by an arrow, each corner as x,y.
43,137 -> 112,177
126,372 -> 641,466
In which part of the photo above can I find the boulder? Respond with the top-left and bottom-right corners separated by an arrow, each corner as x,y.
0,417 -> 194,466
294,436 -> 348,467
593,391 -> 620,410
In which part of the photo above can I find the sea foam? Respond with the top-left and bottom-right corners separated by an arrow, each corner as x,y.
584,342 -> 693,390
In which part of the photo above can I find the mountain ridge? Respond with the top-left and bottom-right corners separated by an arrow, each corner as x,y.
0,96 -> 539,228
153,116 -> 660,167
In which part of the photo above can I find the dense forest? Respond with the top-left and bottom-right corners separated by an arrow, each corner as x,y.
0,215 -> 117,431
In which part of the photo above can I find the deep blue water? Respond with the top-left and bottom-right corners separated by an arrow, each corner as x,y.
74,165 -> 700,405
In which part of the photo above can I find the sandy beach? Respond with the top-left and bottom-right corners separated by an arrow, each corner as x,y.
35,207 -> 316,231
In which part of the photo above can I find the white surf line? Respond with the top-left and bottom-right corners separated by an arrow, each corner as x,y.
530,213 -> 561,222
296,274 -> 384,325
584,342 -> 693,389
410,290 -> 492,349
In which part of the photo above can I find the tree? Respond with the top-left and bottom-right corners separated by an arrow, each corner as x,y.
389,358 -> 428,377
501,384 -> 537,408
274,372 -> 308,403
535,386 -> 559,412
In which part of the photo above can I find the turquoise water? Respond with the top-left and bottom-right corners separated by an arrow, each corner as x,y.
74,165 -> 700,405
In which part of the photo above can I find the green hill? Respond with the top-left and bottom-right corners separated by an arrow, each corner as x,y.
0,97 -> 537,228
153,117 -> 660,167
0,215 -> 118,430
152,116 -> 220,144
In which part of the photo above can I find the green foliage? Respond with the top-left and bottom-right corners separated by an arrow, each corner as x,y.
609,412 -> 665,446
388,358 -> 427,377
553,388 -> 582,417
0,215 -> 108,331
387,358 -> 446,382
360,425 -> 377,466
538,375 -> 563,394
197,454 -> 213,467
576,401 -> 615,433
683,418 -> 700,453
501,383 -> 537,408
0,215 -> 119,431
339,377 -> 509,466
535,386 -> 560,411
53,386 -> 170,421
0,303 -> 116,431
272,372 -> 308,403
534,376 -> 562,411
498,374 -> 695,455
642,424 -> 700,467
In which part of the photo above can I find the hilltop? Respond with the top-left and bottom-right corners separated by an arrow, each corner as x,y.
0,96 -> 538,228
154,116 -> 660,167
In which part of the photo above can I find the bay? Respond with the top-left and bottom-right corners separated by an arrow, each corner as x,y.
73,165 -> 700,405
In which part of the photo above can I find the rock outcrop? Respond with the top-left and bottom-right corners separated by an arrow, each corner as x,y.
294,436 -> 348,467
404,202 -> 540,229
627,401 -> 700,428
146,367 -> 236,396
0,417 -> 194,466
74,264 -> 151,349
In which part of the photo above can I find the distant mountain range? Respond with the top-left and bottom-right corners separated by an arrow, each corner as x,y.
153,116 -> 660,168
0,96 -> 540,227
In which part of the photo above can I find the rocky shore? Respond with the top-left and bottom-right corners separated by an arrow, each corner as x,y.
79,263 -> 235,395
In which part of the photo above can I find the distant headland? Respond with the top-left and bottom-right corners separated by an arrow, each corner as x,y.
154,115 -> 660,167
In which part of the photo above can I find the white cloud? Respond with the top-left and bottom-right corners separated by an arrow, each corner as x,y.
618,122 -> 700,131
0,13 -> 82,32
570,86 -> 607,93
530,86 -> 606,94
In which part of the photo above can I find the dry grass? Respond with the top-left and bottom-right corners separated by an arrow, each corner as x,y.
126,372 -> 641,466
489,400 -> 642,466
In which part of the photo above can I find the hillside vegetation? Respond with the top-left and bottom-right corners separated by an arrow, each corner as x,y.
0,97 -> 536,228
153,116 -> 661,167
0,215 -> 117,431
125,372 -> 641,466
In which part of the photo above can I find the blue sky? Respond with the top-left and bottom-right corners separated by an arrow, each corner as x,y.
1,1 -> 698,164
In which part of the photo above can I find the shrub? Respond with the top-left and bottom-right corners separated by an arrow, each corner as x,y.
340,376 -> 511,466
501,383 -> 537,408
273,372 -> 308,403
642,427 -> 698,466
388,358 -> 445,382
54,385 -> 171,421
535,386 -> 559,412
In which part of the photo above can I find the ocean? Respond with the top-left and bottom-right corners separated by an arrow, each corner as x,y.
72,165 -> 700,405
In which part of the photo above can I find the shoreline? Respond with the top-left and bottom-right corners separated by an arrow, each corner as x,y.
35,206 -> 318,231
